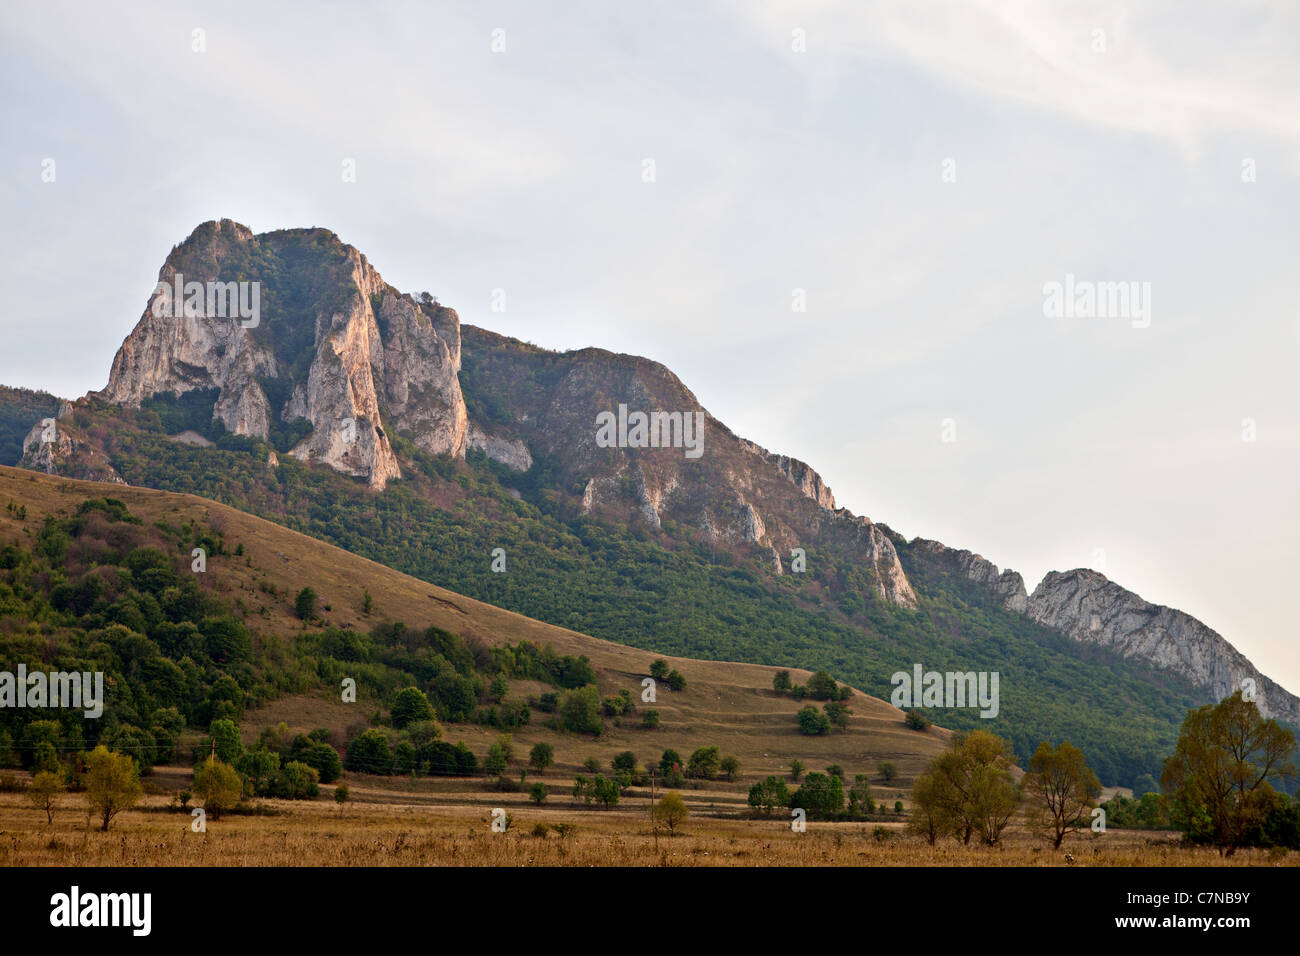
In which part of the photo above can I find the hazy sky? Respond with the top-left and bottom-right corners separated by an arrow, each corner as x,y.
2,1 -> 1297,690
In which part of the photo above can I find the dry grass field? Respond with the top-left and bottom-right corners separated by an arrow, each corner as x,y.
2,778 -> 1293,867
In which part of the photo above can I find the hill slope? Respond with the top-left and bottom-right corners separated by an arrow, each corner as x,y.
0,465 -> 949,794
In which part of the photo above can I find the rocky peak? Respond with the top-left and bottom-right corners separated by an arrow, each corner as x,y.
1025,569 -> 1299,724
97,221 -> 483,489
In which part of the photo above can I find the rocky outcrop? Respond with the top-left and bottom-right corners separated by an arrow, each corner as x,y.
94,220 -> 485,490
467,424 -> 532,471
101,220 -> 278,438
739,440 -> 836,510
375,292 -> 467,459
1026,569 -> 1299,724
21,417 -> 124,484
912,538 -> 1028,613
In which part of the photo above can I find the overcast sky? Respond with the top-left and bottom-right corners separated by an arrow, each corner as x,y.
2,1 -> 1297,691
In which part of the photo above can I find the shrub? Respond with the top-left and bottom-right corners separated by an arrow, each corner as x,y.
612,751 -> 638,775
904,709 -> 931,731
294,587 -> 319,621
797,706 -> 831,735
391,687 -> 435,728
641,710 -> 661,730
345,729 -> 393,774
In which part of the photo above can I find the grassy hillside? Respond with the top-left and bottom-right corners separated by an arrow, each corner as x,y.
0,466 -> 950,802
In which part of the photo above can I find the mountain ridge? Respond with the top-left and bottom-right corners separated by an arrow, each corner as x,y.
8,219 -> 1295,784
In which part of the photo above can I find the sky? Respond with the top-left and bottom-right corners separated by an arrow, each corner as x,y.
1,1 -> 1297,690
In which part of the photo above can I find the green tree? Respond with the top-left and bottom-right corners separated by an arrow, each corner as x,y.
797,706 -> 831,735
530,782 -> 548,805
651,790 -> 688,833
334,784 -> 350,808
193,755 -> 242,819
27,770 -> 65,824
294,586 -> 319,621
235,748 -> 280,796
558,685 -> 604,734
345,729 -> 393,774
592,774 -> 620,808
207,718 -> 243,763
1160,690 -> 1296,854
649,659 -> 670,680
848,774 -> 874,816
824,699 -> 851,732
659,749 -> 685,786
719,755 -> 741,781
1022,741 -> 1103,849
275,761 -> 320,799
790,772 -> 844,817
485,741 -> 509,777
924,730 -> 1022,845
807,670 -> 839,700
612,751 -> 638,775
83,746 -> 142,831
748,775 -> 789,815
391,687 -> 435,728
908,769 -> 955,845
789,759 -> 804,782
641,710 -> 661,730
877,761 -> 898,784
666,670 -> 686,691
529,742 -> 554,774
687,745 -> 721,780
773,670 -> 792,695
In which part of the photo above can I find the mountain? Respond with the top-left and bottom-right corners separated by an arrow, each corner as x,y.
11,219 -> 1296,787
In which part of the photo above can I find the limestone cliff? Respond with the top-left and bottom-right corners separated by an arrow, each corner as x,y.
1026,569 -> 1299,724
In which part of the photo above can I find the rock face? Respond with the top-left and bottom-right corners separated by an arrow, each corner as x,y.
459,326 -> 919,608
96,220 -> 479,490
21,415 -> 124,484
912,539 -> 1028,613
1026,570 -> 1299,724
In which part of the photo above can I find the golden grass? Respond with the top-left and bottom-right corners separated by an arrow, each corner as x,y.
2,788 -> 1292,867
